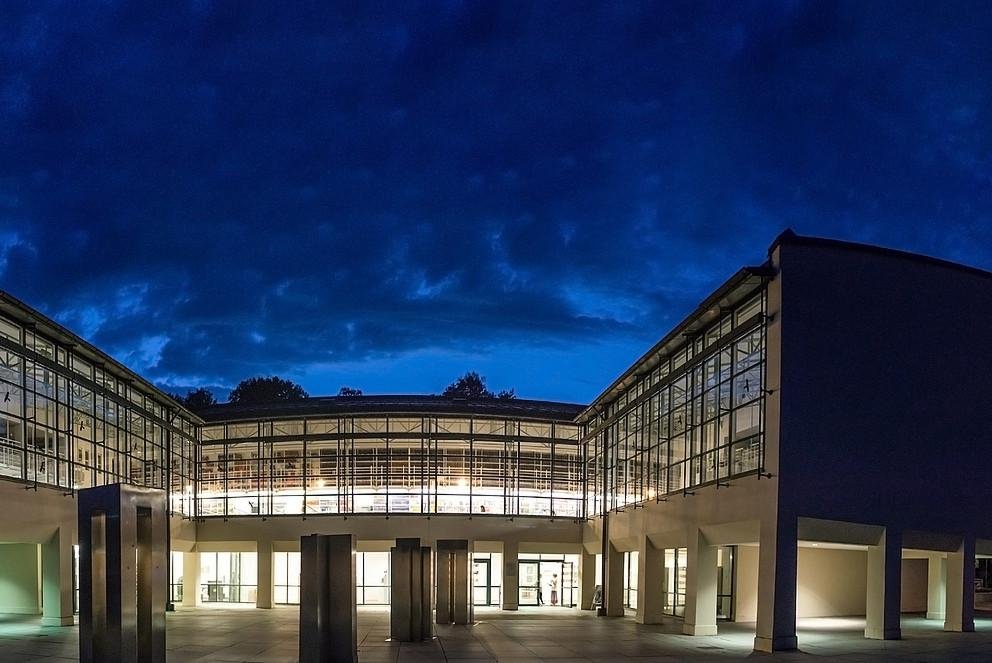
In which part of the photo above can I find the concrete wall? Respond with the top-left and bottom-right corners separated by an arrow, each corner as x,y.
901,558 -> 928,613
196,514 -> 584,547
796,547 -> 866,618
0,543 -> 40,614
775,236 -> 992,539
734,544 -> 759,622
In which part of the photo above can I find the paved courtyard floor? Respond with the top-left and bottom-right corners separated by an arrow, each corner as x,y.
1,605 -> 991,662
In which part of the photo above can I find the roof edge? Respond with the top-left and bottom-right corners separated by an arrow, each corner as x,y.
770,230 -> 992,281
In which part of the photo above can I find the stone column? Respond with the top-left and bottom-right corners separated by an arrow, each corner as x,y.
41,527 -> 75,626
753,516 -> 798,652
501,540 -> 519,611
256,540 -> 273,609
635,536 -> 664,624
181,552 -> 199,608
682,529 -> 718,635
865,528 -> 902,640
926,553 -> 946,621
579,549 -> 596,610
945,535 -> 976,632
604,542 -> 624,617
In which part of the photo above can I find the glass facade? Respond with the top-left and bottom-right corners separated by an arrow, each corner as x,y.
518,553 -> 580,607
273,551 -> 392,606
0,313 -> 197,516
197,416 -> 583,518
200,551 -> 257,603
663,545 -> 735,619
472,552 -> 502,606
584,288 -> 767,514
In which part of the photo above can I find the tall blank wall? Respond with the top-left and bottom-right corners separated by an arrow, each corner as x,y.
0,543 -> 40,615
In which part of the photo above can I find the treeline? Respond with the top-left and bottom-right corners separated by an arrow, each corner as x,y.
169,371 -> 514,410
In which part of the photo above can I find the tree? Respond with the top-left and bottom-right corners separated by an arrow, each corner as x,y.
338,386 -> 363,396
228,376 -> 309,404
441,372 -> 516,399
173,387 -> 217,410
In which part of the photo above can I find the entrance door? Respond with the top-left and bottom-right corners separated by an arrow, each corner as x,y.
518,561 -> 541,606
560,561 -> 575,607
473,558 -> 491,606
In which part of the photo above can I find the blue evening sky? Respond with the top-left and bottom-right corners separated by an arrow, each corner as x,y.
1,1 -> 990,403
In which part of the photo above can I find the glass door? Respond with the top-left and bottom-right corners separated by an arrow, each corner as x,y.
473,558 -> 491,606
518,560 -> 540,606
560,561 -> 575,607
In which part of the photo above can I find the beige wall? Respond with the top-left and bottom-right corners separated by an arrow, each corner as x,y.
734,544 -> 759,622
901,558 -> 927,613
0,543 -> 41,614
796,547 -> 866,618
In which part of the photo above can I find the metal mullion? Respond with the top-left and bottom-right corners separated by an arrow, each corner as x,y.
468,417 -> 474,514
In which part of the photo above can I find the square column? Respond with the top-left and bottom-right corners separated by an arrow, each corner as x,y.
77,484 -> 167,663
256,540 -> 273,609
579,549 -> 597,610
42,527 -> 75,626
436,540 -> 472,625
390,538 -> 433,641
926,553 -> 945,621
865,528 -> 902,640
753,516 -> 798,652
299,534 -> 357,663
602,542 -> 624,616
501,541 -> 519,610
944,535 -> 975,632
635,536 -> 664,624
682,529 -> 718,636
181,552 -> 199,608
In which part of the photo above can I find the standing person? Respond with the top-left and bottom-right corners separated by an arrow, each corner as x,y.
550,573 -> 559,606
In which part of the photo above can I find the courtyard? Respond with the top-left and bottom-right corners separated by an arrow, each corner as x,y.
1,606 -> 991,662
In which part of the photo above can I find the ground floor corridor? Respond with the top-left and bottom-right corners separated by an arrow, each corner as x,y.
2,606 -> 992,662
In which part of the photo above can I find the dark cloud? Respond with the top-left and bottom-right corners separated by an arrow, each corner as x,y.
1,1 -> 990,400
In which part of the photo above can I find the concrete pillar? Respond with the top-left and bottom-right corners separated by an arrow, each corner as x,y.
181,552 -> 199,608
256,540 -> 273,609
753,516 -> 798,652
635,536 -> 664,624
603,542 -> 624,617
42,528 -> 75,626
926,553 -> 946,621
299,534 -> 357,663
682,529 -> 718,636
579,549 -> 596,610
501,540 -> 519,611
865,528 -> 902,640
944,535 -> 975,632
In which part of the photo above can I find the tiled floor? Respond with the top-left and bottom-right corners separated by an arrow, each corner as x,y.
1,606 -> 991,662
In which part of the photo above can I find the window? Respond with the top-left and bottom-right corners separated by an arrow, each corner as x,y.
273,552 -> 301,604
199,552 -> 257,603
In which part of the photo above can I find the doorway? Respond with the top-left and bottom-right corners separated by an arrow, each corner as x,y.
473,558 -> 491,606
518,557 -> 577,607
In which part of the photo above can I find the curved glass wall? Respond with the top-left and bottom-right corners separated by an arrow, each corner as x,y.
197,415 -> 583,518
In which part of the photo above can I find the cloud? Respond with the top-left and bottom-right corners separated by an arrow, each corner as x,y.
0,1 -> 990,401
